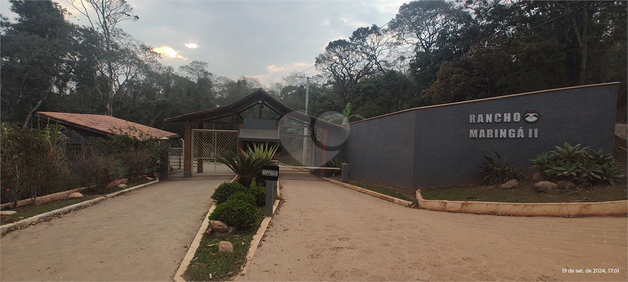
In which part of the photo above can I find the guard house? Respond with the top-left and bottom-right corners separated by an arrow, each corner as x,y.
165,89 -> 344,177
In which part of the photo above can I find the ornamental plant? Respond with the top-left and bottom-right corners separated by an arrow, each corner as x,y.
208,198 -> 259,229
531,142 -> 625,185
211,182 -> 248,204
216,143 -> 278,187
479,152 -> 523,185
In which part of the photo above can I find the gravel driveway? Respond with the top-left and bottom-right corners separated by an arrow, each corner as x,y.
0,174 -> 233,281
239,171 -> 627,281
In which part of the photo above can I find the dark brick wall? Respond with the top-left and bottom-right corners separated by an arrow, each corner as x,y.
343,83 -> 618,189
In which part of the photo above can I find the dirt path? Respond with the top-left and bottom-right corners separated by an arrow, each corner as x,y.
239,171 -> 627,281
0,174 -> 233,281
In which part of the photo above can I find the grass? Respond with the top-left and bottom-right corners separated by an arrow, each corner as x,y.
183,209 -> 265,281
420,180 -> 628,203
345,178 -> 415,202
1,179 -> 155,225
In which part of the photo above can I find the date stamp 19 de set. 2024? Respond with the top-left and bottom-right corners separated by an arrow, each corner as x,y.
562,268 -> 620,274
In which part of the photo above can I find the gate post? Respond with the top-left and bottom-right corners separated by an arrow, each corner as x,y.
184,122 -> 192,177
341,163 -> 349,183
197,124 -> 204,173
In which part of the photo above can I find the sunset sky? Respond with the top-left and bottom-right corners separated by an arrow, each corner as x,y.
1,0 -> 407,86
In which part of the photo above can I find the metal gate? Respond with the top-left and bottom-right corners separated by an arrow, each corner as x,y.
192,129 -> 239,174
169,147 -> 184,175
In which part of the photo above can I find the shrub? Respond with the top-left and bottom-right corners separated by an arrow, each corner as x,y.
211,182 -> 248,204
479,152 -> 523,185
248,185 -> 266,206
208,199 -> 259,228
531,142 -> 625,185
227,191 -> 256,207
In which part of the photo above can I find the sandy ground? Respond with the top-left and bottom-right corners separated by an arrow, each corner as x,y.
0,174 -> 233,281
239,171 -> 627,281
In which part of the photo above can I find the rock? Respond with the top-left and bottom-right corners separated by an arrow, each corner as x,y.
534,181 -> 558,193
145,176 -> 154,181
208,220 -> 229,233
0,211 -> 17,215
67,192 -> 84,199
533,171 -> 545,181
218,241 -> 233,252
557,180 -> 576,190
117,184 -> 128,189
215,226 -> 235,237
500,179 -> 519,189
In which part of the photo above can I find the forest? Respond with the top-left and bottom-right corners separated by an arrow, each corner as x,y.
2,0 -> 626,139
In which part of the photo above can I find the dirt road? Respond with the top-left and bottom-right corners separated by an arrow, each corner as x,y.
239,171 -> 627,281
0,174 -> 233,281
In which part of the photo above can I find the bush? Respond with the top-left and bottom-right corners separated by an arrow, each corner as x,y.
248,185 -> 266,206
531,142 -> 625,185
227,191 -> 256,207
479,152 -> 523,185
208,199 -> 259,228
211,182 -> 248,204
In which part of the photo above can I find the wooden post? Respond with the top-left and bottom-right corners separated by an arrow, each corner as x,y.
197,123 -> 204,173
184,122 -> 192,177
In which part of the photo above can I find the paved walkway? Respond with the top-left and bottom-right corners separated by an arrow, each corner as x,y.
0,174 -> 233,281
239,171 -> 627,281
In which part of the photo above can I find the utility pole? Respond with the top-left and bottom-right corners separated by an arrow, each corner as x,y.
296,75 -> 311,166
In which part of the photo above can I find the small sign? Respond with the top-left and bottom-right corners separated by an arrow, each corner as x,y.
261,164 -> 279,181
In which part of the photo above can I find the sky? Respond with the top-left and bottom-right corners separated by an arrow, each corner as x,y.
1,0 -> 408,86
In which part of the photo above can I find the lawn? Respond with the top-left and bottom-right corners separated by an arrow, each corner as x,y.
420,180 -> 627,203
343,178 -> 416,202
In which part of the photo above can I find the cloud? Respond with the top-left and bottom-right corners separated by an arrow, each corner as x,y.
266,62 -> 313,75
152,46 -> 187,60
185,43 -> 199,49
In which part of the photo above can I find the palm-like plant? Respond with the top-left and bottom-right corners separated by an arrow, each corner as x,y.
216,143 -> 278,187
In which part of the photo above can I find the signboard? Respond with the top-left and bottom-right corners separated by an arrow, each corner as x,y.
261,164 -> 279,181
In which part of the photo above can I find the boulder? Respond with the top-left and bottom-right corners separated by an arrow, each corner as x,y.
215,226 -> 235,237
500,179 -> 519,189
534,181 -> 558,193
0,211 -> 17,215
557,180 -> 576,190
208,220 -> 229,233
533,171 -> 545,181
218,241 -> 233,252
117,184 -> 128,189
67,192 -> 84,199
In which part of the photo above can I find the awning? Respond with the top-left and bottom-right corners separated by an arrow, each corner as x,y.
238,128 -> 279,142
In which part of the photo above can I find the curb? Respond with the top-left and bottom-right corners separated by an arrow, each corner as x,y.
416,190 -> 628,217
173,177 -> 281,282
1,180 -> 159,236
322,177 -> 414,208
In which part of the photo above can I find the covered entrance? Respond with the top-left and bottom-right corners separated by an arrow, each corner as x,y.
165,90 -> 345,177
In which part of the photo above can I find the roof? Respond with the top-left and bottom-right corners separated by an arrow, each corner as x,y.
37,112 -> 179,140
165,89 -> 342,129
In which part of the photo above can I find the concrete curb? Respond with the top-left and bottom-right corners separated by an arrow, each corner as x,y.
322,177 -> 414,208
1,180 -> 159,236
173,177 -> 281,282
416,190 -> 628,217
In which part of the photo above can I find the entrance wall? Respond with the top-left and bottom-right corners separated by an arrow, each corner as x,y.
344,83 -> 618,188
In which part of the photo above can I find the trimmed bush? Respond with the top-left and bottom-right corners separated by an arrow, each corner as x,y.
248,185 -> 266,206
227,191 -> 256,207
211,182 -> 248,204
208,199 -> 259,228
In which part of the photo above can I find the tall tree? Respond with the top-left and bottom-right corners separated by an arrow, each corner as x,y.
68,0 -> 139,116
1,0 -> 77,127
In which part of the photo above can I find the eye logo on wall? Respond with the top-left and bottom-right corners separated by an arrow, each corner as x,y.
524,110 -> 540,123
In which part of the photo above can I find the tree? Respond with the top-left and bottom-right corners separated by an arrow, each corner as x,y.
1,0 -> 77,127
315,39 -> 375,105
68,0 -> 139,116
